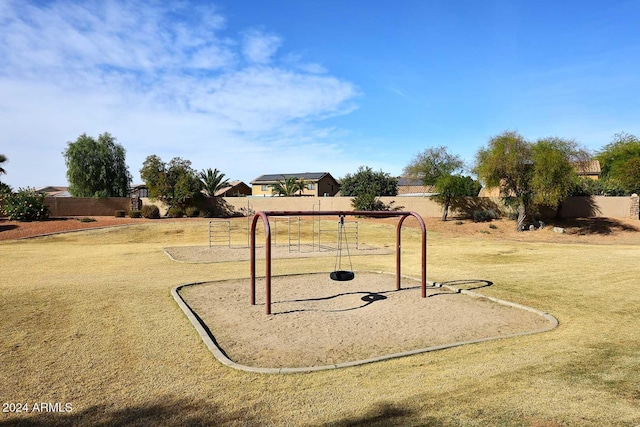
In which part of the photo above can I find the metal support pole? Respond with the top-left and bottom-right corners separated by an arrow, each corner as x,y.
250,212 -> 272,313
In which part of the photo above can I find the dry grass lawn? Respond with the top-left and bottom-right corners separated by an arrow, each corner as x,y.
1,216 -> 639,426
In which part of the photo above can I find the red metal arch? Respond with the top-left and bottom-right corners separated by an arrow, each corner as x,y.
250,211 -> 427,314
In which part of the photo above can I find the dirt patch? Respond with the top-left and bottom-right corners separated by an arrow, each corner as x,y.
1,215 -> 638,244
179,272 -> 554,369
0,216 -> 187,240
380,216 -> 640,245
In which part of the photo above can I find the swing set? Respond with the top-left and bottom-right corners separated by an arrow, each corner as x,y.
250,210 -> 427,314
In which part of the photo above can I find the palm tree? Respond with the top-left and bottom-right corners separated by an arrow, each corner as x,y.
199,168 -> 230,197
271,176 -> 307,196
0,154 -> 7,176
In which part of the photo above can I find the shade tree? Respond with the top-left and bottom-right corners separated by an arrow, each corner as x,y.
403,146 -> 479,221
140,155 -> 201,212
474,131 -> 588,231
63,133 -> 132,197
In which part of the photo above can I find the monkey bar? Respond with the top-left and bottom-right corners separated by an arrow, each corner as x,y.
250,211 -> 427,314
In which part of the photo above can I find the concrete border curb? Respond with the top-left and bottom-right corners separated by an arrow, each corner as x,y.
171,277 -> 558,374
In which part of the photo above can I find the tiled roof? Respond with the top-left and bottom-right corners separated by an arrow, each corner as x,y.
575,160 -> 601,175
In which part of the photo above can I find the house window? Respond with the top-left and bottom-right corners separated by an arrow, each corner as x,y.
307,183 -> 315,190
261,185 -> 269,192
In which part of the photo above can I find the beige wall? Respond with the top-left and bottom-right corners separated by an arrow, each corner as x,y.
37,195 -> 637,219
560,196 -> 631,218
223,196 -> 445,219
222,195 -> 638,220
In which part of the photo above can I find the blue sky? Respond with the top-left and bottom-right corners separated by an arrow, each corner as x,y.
1,0 -> 640,189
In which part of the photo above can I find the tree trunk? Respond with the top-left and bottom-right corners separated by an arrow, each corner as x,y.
441,199 -> 449,221
516,202 -> 526,232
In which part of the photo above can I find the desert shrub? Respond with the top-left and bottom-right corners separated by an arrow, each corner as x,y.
114,210 -> 126,218
350,192 -> 403,212
141,204 -> 160,219
473,209 -> 500,222
1,188 -> 50,221
129,210 -> 142,218
78,217 -> 96,223
489,223 -> 498,229
185,206 -> 200,217
167,206 -> 184,218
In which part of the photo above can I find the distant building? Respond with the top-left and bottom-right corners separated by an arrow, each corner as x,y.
37,186 -> 71,197
129,184 -> 149,198
397,177 -> 437,197
250,172 -> 340,196
575,160 -> 601,180
215,181 -> 251,197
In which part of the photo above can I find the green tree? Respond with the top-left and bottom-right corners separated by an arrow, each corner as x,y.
403,146 -> 478,221
340,166 -> 398,197
63,133 -> 132,197
474,131 -> 534,231
433,175 -> 482,221
403,146 -> 465,185
596,132 -> 640,181
475,131 -> 587,230
140,155 -> 200,212
271,176 -> 307,196
595,132 -> 640,195
199,168 -> 230,197
531,137 -> 590,216
617,157 -> 640,194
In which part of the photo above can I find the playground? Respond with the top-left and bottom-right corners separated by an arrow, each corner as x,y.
1,215 -> 639,425
177,272 -> 554,370
173,211 -> 555,371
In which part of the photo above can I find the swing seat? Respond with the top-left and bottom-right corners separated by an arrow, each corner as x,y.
330,270 -> 355,281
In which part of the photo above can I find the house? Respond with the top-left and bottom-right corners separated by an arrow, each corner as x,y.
397,177 -> 438,197
575,160 -> 601,180
129,184 -> 149,198
250,173 -> 340,196
37,186 -> 71,197
215,181 -> 251,197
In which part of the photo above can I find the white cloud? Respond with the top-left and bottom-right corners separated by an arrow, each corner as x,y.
241,29 -> 282,64
0,0 -> 360,188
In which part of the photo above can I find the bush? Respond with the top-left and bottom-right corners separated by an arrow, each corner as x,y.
1,188 -> 50,221
473,209 -> 500,222
114,210 -> 126,218
129,210 -> 142,218
78,217 -> 96,223
167,206 -> 184,218
141,204 -> 160,219
185,206 -> 200,217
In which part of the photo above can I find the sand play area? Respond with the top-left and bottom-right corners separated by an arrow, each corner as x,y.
176,271 -> 557,372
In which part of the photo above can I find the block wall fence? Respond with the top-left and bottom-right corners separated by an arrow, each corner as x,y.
32,195 -> 640,220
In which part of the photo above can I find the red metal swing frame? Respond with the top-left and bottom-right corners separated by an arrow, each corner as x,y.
250,211 -> 427,314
